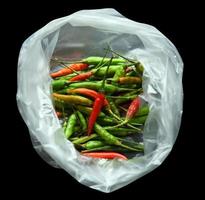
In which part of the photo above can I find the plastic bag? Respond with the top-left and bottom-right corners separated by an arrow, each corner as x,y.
16,8 -> 183,193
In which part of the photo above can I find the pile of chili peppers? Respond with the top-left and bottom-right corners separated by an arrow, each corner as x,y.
50,50 -> 149,160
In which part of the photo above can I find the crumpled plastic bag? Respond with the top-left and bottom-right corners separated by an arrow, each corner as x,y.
16,8 -> 183,193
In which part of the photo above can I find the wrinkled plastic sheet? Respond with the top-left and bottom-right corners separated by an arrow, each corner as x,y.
16,9 -> 183,193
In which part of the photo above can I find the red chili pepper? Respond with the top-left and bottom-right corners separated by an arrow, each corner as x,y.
50,63 -> 88,78
82,152 -> 127,160
126,97 -> 141,120
67,88 -> 108,106
69,71 -> 93,82
105,97 -> 141,130
87,93 -> 105,135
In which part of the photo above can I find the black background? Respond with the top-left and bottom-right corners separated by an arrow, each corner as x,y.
6,0 -> 201,198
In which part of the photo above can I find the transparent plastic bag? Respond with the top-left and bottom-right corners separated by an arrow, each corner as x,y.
16,9 -> 183,193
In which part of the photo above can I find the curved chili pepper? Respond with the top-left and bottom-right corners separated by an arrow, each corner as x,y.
66,88 -> 108,106
87,93 -> 105,135
94,123 -> 140,151
53,93 -> 93,106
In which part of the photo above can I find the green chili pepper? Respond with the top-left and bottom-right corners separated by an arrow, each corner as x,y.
94,65 -> 127,77
94,123 -> 140,151
82,140 -> 105,149
115,94 -> 137,105
76,111 -> 87,132
72,134 -> 98,145
64,81 -> 135,94
65,113 -> 77,138
82,57 -> 126,65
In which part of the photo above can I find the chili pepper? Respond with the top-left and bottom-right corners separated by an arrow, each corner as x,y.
50,63 -> 89,78
66,88 -> 108,106
82,152 -> 127,160
87,94 -> 105,135
75,105 -> 106,118
83,57 -> 127,65
114,89 -> 142,105
94,123 -> 140,151
53,93 -> 93,106
126,97 -> 141,119
52,80 -> 68,91
65,81 -> 136,94
94,65 -> 127,77
115,94 -> 137,105
118,77 -> 142,84
72,134 -> 98,145
65,112 -> 77,138
82,140 -> 105,150
53,56 -> 127,65
76,111 -> 87,132
108,97 -> 141,129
